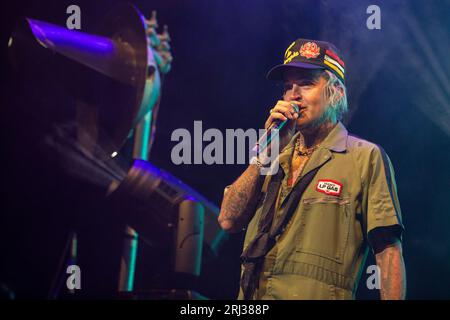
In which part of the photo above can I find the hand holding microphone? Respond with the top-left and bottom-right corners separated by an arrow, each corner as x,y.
254,100 -> 302,156
265,100 -> 301,128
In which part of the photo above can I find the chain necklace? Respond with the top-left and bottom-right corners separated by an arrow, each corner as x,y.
294,135 -> 320,157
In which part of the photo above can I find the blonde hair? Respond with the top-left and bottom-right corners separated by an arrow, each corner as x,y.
321,70 -> 348,123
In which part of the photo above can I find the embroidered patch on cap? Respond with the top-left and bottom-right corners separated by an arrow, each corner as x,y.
299,42 -> 320,59
316,179 -> 343,196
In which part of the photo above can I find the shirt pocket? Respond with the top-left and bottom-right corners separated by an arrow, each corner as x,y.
295,196 -> 351,264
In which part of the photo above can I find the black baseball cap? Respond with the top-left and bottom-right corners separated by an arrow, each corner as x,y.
266,38 -> 346,84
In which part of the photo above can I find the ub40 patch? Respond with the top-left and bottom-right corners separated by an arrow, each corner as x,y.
316,179 -> 342,196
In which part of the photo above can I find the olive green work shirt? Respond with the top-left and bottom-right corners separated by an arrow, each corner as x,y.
237,122 -> 404,300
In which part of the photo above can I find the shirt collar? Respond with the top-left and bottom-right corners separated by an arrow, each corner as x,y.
278,121 -> 348,171
319,121 -> 348,152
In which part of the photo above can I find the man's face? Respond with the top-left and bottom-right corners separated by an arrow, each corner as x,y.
282,68 -> 328,130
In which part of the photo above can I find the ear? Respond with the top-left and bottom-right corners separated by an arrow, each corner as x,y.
336,85 -> 344,101
329,85 -> 345,110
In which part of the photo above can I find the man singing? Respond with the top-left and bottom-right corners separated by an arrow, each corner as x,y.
218,39 -> 406,300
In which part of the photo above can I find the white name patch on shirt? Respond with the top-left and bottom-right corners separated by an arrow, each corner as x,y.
316,179 -> 343,196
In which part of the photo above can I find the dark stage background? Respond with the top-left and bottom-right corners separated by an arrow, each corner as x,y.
1,0 -> 449,299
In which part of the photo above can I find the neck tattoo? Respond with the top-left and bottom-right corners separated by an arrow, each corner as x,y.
294,134 -> 319,157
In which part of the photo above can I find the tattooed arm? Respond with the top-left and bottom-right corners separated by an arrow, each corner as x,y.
370,226 -> 407,300
218,98 -> 298,233
218,164 -> 265,233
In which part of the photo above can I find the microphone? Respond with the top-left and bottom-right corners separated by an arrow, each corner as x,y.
253,102 -> 300,155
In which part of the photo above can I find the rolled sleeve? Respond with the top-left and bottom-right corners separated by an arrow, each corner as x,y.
365,146 -> 405,239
